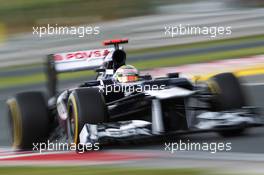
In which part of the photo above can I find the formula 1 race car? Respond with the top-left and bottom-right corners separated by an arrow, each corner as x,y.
7,39 -> 263,150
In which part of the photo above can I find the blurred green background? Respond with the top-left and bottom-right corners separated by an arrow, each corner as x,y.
0,0 -> 156,34
0,0 -> 264,35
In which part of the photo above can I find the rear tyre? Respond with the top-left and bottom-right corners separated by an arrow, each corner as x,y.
208,72 -> 246,111
208,73 -> 247,137
7,92 -> 49,150
67,88 -> 108,145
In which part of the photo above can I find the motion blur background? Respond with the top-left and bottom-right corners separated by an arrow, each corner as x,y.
1,0 -> 264,174
0,0 -> 264,33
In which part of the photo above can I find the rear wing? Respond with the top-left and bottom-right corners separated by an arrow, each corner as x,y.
46,39 -> 128,97
46,48 -> 114,97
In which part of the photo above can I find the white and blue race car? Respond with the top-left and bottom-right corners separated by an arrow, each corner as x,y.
7,39 -> 263,150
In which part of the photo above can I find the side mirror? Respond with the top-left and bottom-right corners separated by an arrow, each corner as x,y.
95,68 -> 106,73
167,72 -> 179,78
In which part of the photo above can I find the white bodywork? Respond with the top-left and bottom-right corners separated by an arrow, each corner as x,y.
146,87 -> 195,99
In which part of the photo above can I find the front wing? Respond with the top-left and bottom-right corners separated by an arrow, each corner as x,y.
79,110 -> 264,145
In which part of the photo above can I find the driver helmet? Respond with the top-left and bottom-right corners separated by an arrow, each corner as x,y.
113,65 -> 139,83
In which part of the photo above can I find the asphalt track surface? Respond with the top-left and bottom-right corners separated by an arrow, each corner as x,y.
0,73 -> 264,155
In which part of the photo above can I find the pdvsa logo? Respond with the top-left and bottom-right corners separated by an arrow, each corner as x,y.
54,49 -> 111,62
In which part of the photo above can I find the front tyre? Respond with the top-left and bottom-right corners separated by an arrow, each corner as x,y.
67,88 -> 108,145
